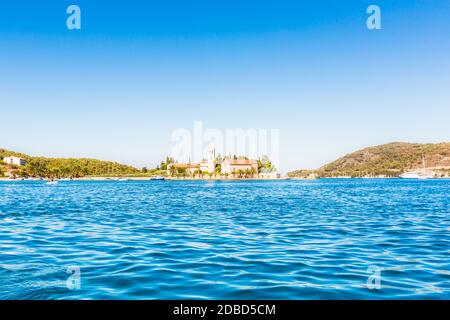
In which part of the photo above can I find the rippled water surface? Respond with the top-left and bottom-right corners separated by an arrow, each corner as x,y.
0,179 -> 449,299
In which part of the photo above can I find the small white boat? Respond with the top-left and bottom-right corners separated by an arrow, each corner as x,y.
46,180 -> 59,185
400,156 -> 434,179
399,172 -> 421,179
399,171 -> 434,179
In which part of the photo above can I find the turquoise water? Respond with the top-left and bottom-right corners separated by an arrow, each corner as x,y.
0,179 -> 449,299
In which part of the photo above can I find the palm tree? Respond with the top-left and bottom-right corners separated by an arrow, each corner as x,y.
168,164 -> 177,177
214,166 -> 222,178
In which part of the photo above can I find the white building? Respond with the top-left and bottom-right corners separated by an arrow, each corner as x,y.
199,161 -> 209,172
3,156 -> 27,166
221,159 -> 258,175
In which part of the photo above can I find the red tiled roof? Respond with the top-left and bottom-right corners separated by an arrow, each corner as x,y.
173,163 -> 200,168
224,159 -> 257,165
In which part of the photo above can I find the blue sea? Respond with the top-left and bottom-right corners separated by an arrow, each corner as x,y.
0,179 -> 449,299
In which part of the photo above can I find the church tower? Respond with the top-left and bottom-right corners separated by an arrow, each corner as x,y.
207,144 -> 215,173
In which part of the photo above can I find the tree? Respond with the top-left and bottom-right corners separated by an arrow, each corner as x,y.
160,156 -> 175,171
258,155 -> 273,173
27,158 -> 50,177
168,164 -> 177,177
214,165 -> 222,178
17,168 -> 29,178
72,164 -> 82,178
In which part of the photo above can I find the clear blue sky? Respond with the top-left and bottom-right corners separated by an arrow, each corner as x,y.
1,1 -> 449,172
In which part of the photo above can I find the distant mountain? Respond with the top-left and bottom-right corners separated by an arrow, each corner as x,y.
288,142 -> 450,178
0,148 -> 141,178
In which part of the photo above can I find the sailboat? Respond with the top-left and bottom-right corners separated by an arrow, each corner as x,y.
399,156 -> 434,179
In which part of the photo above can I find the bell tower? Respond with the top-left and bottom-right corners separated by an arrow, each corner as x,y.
207,144 -> 215,173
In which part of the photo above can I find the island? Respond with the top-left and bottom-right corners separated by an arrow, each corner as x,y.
0,145 -> 278,180
288,142 -> 450,179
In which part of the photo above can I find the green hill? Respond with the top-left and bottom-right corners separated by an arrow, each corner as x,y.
288,142 -> 450,178
0,148 -> 143,178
